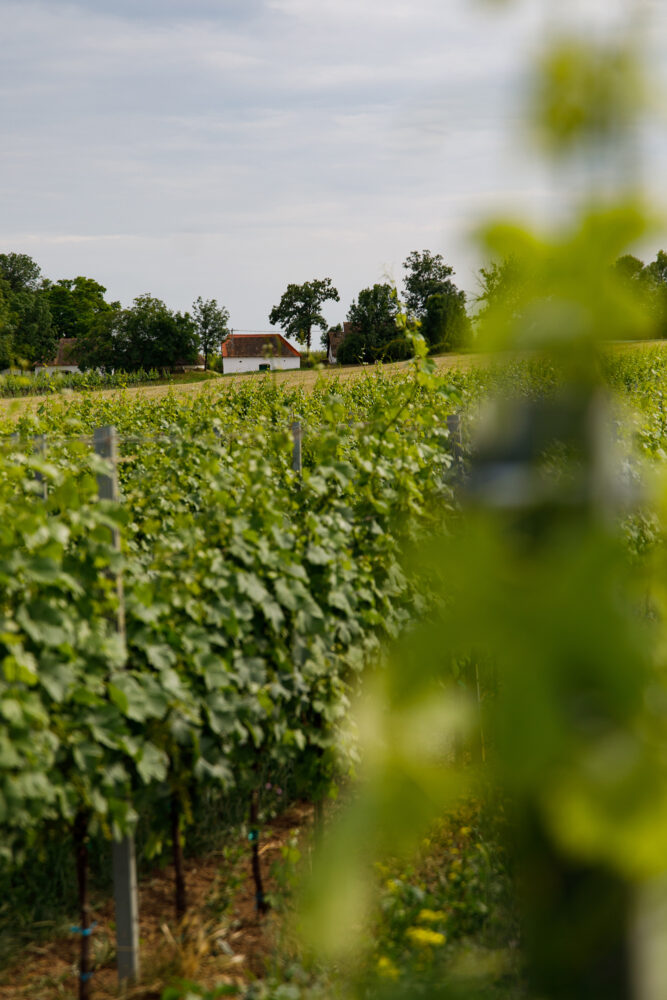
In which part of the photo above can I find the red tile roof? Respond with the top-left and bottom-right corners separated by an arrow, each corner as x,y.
222,334 -> 301,359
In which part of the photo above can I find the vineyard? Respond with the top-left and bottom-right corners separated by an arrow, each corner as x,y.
2,345 -> 667,999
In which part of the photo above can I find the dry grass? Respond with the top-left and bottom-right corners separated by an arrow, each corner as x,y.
1,341 -> 665,423
0,352 -> 482,422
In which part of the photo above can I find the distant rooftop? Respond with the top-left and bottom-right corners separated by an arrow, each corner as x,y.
222,333 -> 301,359
40,337 -> 79,367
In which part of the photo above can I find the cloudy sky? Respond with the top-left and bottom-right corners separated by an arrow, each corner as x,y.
2,0 -> 665,333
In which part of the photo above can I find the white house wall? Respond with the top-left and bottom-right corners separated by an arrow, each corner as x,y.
222,356 -> 300,374
32,365 -> 81,376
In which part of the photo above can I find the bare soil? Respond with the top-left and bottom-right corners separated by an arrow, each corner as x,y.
0,802 -> 313,1000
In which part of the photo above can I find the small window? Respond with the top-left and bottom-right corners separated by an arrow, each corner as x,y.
259,363 -> 270,372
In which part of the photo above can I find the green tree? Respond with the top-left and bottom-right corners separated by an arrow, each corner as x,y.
0,278 -> 13,368
0,253 -> 56,365
77,295 -> 198,372
644,249 -> 667,286
421,287 -> 470,353
402,250 -> 458,319
641,250 -> 667,335
44,276 -> 120,341
612,251 -> 667,337
269,278 -> 339,353
338,283 -> 407,364
6,289 -> 55,366
613,253 -> 645,283
475,255 -> 528,325
0,252 -> 42,293
192,296 -> 230,369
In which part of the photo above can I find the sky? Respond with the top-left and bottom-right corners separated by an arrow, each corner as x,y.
1,0 -> 666,335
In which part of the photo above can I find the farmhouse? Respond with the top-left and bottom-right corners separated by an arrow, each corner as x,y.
326,322 -> 354,364
221,334 -> 301,374
35,337 -> 81,375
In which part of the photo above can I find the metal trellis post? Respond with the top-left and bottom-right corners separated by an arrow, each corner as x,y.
93,426 -> 139,984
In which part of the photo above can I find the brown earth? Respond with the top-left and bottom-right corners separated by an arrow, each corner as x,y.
0,803 -> 312,1000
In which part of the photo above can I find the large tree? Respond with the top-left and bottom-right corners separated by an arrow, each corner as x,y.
421,287 -> 471,353
7,290 -> 55,365
77,294 -> 198,372
0,254 -> 55,365
44,276 -> 120,341
192,296 -> 229,369
0,253 -> 42,293
402,250 -> 458,319
612,251 -> 667,336
0,278 -> 12,369
613,254 -> 645,283
475,255 -> 528,326
338,283 -> 410,364
269,278 -> 339,352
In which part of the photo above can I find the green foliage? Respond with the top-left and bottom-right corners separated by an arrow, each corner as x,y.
0,367 -> 166,398
77,293 -> 198,372
366,803 -> 518,995
4,345 -> 667,992
296,3 -> 667,994
0,254 -> 56,368
399,252 -> 470,358
0,364 -> 462,933
192,297 -> 230,369
474,256 -> 526,330
43,276 -> 120,342
0,448 -> 143,857
6,288 -> 56,367
339,283 -> 407,364
422,289 -> 471,353
299,350 -> 327,370
614,250 -> 667,337
475,203 -> 654,359
335,329 -> 366,366
402,251 -> 459,320
269,280 -> 340,353
530,37 -> 642,155
0,254 -> 42,294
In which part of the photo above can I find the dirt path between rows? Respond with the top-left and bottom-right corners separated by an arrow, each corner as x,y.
0,802 -> 313,1000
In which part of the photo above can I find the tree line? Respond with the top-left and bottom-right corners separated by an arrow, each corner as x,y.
4,246 -> 667,375
0,253 -> 229,371
268,251 -> 470,363
269,247 -> 667,363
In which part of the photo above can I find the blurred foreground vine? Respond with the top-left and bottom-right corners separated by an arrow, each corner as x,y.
303,3 -> 667,999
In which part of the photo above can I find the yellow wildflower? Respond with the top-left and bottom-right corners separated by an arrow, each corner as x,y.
417,908 -> 447,923
406,927 -> 446,947
377,956 -> 400,980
